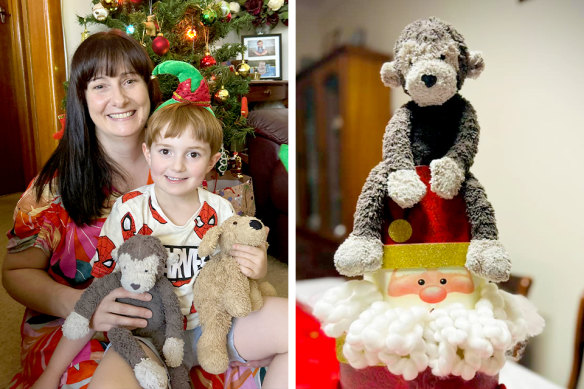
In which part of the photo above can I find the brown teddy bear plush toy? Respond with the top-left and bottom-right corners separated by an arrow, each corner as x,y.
62,234 -> 189,389
193,215 -> 277,374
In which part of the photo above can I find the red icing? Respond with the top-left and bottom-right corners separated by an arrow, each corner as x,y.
296,303 -> 340,389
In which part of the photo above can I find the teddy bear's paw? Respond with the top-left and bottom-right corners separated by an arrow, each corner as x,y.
466,239 -> 511,282
430,157 -> 465,199
163,337 -> 185,368
134,358 -> 168,389
334,235 -> 383,276
62,312 -> 90,340
387,169 -> 427,208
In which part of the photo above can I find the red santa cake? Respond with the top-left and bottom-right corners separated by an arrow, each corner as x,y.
308,17 -> 545,389
313,167 -> 544,389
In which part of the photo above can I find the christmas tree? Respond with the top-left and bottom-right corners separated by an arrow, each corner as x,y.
80,0 -> 287,151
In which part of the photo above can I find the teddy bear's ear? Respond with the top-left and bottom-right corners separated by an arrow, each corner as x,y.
198,225 -> 223,257
467,51 -> 485,79
380,61 -> 401,88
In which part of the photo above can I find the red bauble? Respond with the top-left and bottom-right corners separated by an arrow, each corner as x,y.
222,13 -> 232,22
129,0 -> 143,3
200,53 -> 217,68
152,34 -> 170,56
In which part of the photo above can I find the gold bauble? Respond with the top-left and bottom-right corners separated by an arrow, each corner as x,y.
81,28 -> 90,42
236,60 -> 251,77
214,86 -> 230,103
100,0 -> 119,12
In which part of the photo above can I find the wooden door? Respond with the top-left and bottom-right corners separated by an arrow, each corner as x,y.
0,0 -> 25,194
0,0 -> 65,195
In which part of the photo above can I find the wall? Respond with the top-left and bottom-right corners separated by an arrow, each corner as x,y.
298,0 -> 584,386
61,1 -> 289,80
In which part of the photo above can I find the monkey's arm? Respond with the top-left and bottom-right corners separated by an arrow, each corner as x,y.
157,278 -> 184,339
445,98 -> 480,172
62,273 -> 122,339
382,105 -> 415,171
157,278 -> 186,368
352,161 -> 389,238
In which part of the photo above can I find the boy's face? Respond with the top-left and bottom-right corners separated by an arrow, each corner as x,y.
143,125 -> 221,200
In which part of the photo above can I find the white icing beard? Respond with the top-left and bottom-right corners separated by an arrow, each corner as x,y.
313,280 -> 541,381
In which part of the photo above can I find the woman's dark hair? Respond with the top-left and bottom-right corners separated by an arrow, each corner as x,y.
34,29 -> 160,225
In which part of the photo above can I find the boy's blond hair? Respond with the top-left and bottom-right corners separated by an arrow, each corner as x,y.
145,102 -> 223,154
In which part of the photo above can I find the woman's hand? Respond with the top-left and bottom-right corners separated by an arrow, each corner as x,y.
230,228 -> 269,279
89,287 -> 153,331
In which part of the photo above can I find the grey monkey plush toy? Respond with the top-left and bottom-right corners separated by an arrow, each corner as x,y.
62,234 -> 190,389
334,17 -> 511,283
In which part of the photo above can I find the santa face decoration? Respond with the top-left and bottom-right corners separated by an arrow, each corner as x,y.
369,266 -> 479,309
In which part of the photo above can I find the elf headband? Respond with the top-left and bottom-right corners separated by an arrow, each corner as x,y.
152,60 -> 214,115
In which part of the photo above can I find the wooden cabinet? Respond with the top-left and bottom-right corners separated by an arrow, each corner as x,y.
296,45 -> 391,279
248,80 -> 288,105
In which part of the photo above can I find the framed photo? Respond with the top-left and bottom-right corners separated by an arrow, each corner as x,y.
242,34 -> 282,80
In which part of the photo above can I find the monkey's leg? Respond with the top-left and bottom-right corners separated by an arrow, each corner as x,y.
108,327 -> 168,389
462,172 -> 511,282
168,364 -> 191,389
334,161 -> 388,276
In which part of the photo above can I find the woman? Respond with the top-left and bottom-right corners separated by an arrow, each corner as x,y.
2,30 -> 159,388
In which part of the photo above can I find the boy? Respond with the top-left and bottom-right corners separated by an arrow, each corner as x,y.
33,61 -> 287,389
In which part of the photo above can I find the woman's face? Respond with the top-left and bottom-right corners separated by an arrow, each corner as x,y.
85,69 -> 150,142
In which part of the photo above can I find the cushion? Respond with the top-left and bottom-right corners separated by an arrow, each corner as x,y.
248,108 -> 288,145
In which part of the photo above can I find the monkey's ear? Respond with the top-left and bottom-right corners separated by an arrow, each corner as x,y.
380,61 -> 401,88
198,225 -> 223,257
467,51 -> 484,79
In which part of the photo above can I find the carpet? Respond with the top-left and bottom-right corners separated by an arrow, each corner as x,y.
0,193 -> 25,388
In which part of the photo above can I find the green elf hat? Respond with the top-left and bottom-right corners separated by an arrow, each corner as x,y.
152,60 -> 214,115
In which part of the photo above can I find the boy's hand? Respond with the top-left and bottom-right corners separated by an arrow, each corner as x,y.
230,228 -> 269,279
